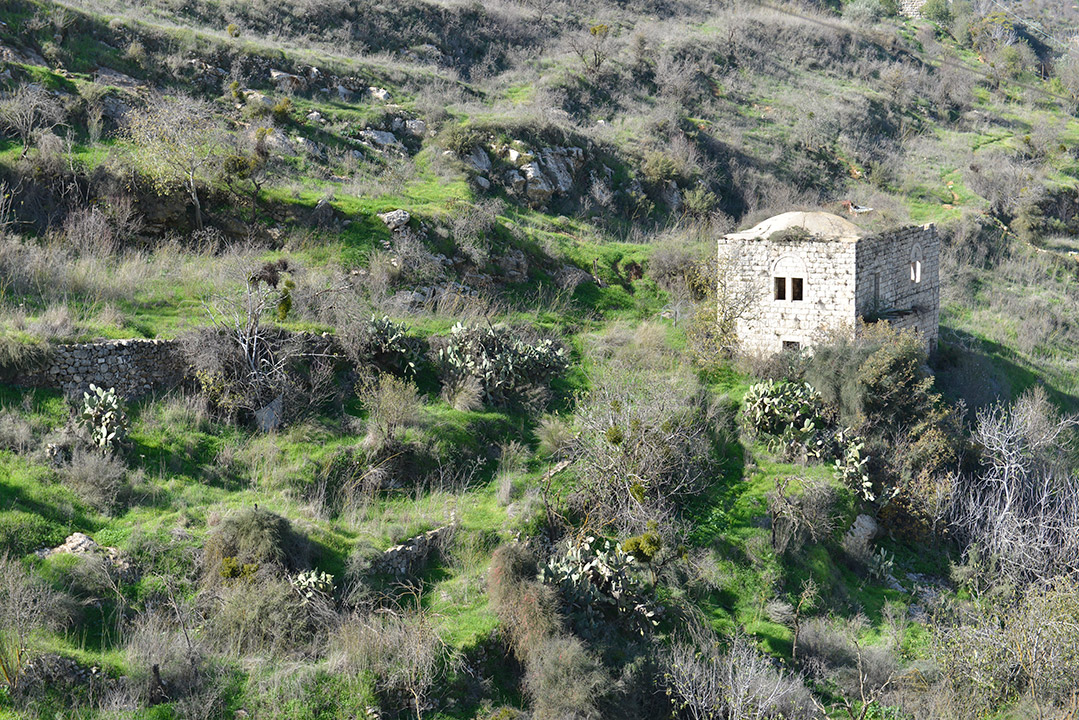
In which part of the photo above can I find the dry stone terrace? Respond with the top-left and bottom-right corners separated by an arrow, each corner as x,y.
719,211 -> 940,355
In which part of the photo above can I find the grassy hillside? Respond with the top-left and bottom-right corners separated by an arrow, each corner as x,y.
2,0 -> 1079,718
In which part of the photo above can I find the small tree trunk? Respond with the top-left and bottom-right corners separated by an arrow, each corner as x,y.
188,170 -> 203,230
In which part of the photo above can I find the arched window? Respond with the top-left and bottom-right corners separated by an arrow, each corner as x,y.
772,256 -> 805,302
910,244 -> 923,284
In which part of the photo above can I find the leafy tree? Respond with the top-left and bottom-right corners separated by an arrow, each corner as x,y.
123,94 -> 222,230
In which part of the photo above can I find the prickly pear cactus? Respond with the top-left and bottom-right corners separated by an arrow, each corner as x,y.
290,569 -> 334,603
538,536 -> 658,636
80,384 -> 129,453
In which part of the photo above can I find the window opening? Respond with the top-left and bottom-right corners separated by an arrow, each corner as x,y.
774,276 -> 786,300
791,277 -> 803,301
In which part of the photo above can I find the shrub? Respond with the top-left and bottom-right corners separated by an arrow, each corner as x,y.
356,373 -> 421,443
0,410 -> 35,454
573,362 -> 718,534
487,543 -> 561,661
202,508 -> 311,583
435,323 -> 568,408
525,636 -> 608,720
79,384 -> 128,454
60,447 -> 129,514
921,0 -> 954,26
209,576 -> 334,656
0,511 -> 65,557
443,125 -> 484,156
641,150 -> 680,186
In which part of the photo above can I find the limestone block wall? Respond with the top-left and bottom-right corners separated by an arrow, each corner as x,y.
899,0 -> 927,16
854,224 -> 941,349
719,236 -> 858,354
18,339 -> 186,399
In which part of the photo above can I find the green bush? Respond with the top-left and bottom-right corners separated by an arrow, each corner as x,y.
342,315 -> 427,378
921,0 -> 954,26
538,537 -> 658,637
202,508 -> 311,583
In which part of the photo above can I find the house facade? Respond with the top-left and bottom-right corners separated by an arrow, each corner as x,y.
718,211 -> 940,354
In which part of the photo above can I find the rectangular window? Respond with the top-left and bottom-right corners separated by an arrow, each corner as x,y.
791,277 -> 803,301
783,340 -> 801,351
873,272 -> 880,308
774,276 -> 786,300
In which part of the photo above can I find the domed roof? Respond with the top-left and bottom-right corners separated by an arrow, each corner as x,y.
727,211 -> 864,241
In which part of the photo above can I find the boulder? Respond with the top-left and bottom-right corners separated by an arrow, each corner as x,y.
377,209 -> 411,230
295,136 -> 325,159
537,150 -> 573,194
846,514 -> 880,545
306,110 -> 323,123
521,162 -> 553,205
93,66 -> 140,88
504,169 -> 526,194
368,86 -> 390,101
38,532 -> 133,576
270,68 -> 304,92
466,146 -> 491,173
359,129 -> 401,148
255,395 -> 284,431
404,118 -> 426,136
474,176 -> 491,191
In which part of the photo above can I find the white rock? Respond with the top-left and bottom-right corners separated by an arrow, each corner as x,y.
377,209 -> 411,230
466,146 -> 491,173
474,176 -> 491,190
368,86 -> 390,101
270,68 -> 304,92
359,129 -> 401,147
405,118 -> 426,136
521,162 -> 554,204
306,111 -> 323,123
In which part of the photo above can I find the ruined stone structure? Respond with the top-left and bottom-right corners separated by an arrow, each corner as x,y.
718,211 -> 940,354
16,339 -> 186,399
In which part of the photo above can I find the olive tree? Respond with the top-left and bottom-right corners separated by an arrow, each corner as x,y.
123,94 -> 222,230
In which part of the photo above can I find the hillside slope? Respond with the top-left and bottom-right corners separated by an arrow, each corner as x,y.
2,0 -> 1079,718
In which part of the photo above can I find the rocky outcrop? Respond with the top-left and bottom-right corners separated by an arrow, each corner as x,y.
270,68 -> 304,92
37,532 -> 134,577
496,144 -> 585,206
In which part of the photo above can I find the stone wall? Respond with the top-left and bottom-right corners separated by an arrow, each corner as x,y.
718,235 -> 858,355
855,224 -> 941,350
18,339 -> 186,399
899,0 -> 927,16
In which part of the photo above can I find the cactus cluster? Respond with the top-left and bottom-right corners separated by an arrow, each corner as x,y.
538,537 -> 659,636
438,323 -> 568,406
290,569 -> 334,603
743,379 -> 824,444
363,315 -> 426,377
80,384 -> 129,453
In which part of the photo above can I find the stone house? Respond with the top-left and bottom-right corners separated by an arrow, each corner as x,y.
717,211 -> 940,354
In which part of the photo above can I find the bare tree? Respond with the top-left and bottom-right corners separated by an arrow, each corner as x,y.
665,625 -> 816,720
123,94 -> 222,230
0,555 -> 69,696
0,84 -> 65,158
950,387 -> 1079,582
